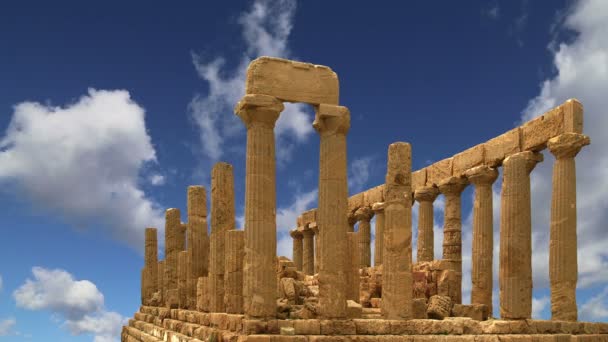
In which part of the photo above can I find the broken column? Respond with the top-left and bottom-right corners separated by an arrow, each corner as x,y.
355,206 -> 373,268
347,231 -> 360,302
225,229 -> 245,314
302,227 -> 315,275
187,186 -> 209,309
310,222 -> 320,274
235,94 -> 283,318
143,227 -> 158,305
178,250 -> 188,308
372,202 -> 385,267
164,208 -> 183,300
548,133 -> 590,321
500,151 -> 542,319
381,142 -> 413,320
290,229 -> 303,271
209,162 -> 236,313
313,104 -> 350,319
438,176 -> 468,304
465,165 -> 498,315
414,186 -> 439,263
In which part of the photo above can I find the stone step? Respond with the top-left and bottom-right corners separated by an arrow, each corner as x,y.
121,325 -> 163,342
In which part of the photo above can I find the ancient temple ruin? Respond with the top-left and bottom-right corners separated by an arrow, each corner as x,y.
122,57 -> 607,342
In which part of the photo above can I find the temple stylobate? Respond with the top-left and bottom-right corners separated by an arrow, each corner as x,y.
124,57 -> 604,342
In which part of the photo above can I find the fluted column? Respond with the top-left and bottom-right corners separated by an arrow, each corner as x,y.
225,229 -> 245,314
372,202 -> 385,267
209,162 -> 236,313
347,231 -> 360,302
178,250 -> 188,308
143,228 -> 158,305
414,186 -> 439,263
187,186 -> 208,309
465,165 -> 498,314
158,260 -> 165,305
381,142 -> 413,320
355,206 -> 373,268
164,208 -> 182,295
302,228 -> 315,275
314,104 -> 350,319
310,223 -> 320,274
548,133 -> 590,321
235,94 -> 283,318
290,229 -> 303,271
438,176 -> 468,304
500,151 -> 542,319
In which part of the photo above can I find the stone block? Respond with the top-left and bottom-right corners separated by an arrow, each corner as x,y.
301,209 -> 317,225
348,192 -> 365,213
484,128 -> 521,166
521,105 -> 566,151
293,319 -> 321,335
453,144 -> 485,176
412,168 -> 427,191
427,295 -> 452,320
451,304 -> 488,321
319,320 -> 356,335
370,298 -> 382,309
364,185 -> 384,206
426,158 -> 453,186
354,319 -> 391,334
242,319 -> 267,334
346,300 -> 362,318
413,298 -> 428,319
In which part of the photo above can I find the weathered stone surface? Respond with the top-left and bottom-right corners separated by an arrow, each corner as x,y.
452,304 -> 488,321
346,232 -> 360,302
302,228 -> 315,275
348,192 -> 365,215
427,295 -> 453,320
165,208 -> 183,296
290,230 -> 303,272
427,158 -> 453,186
188,185 -> 209,309
412,168 -> 427,191
354,206 -> 373,268
246,57 -> 339,105
484,128 -> 521,167
178,251 -> 188,308
301,209 -> 317,226
143,228 -> 158,305
371,202 -> 385,267
363,185 -> 384,207
413,298 -> 428,319
346,300 -> 362,319
225,229 -> 244,314
453,144 -> 485,176
414,186 -> 439,263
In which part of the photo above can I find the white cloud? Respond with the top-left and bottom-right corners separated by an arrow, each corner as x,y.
148,174 -> 165,186
483,1 -> 500,19
0,318 -> 16,336
580,286 -> 608,321
14,267 -> 126,341
189,0 -> 313,165
348,157 -> 373,194
0,89 -> 164,250
532,295 -> 550,318
275,189 -> 318,259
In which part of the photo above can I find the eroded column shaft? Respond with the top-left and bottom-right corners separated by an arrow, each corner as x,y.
347,231 -> 360,302
381,142 -> 413,320
372,202 -> 385,267
500,151 -> 542,319
144,228 -> 158,304
311,224 -> 320,274
414,186 -> 439,263
188,186 -> 209,309
164,208 -> 182,294
302,229 -> 315,275
178,250 -> 188,308
224,229 -> 245,314
290,230 -> 303,271
355,207 -> 373,268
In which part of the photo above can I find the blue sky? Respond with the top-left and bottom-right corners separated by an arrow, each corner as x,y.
1,0 -> 608,340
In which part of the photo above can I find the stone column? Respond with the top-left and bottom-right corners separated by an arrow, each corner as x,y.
310,223 -> 320,274
313,104 -> 350,319
290,229 -> 303,271
347,231 -> 360,302
414,186 -> 439,263
178,250 -> 188,308
164,208 -> 182,294
302,228 -> 315,275
548,133 -> 590,321
188,186 -> 209,309
140,267 -> 146,305
438,176 -> 468,304
355,206 -> 373,268
372,202 -> 385,267
225,229 -> 245,314
144,228 -> 158,304
381,142 -> 413,320
465,165 -> 498,314
158,260 -> 165,305
500,151 -> 542,319
235,94 -> 283,318
209,162 -> 236,313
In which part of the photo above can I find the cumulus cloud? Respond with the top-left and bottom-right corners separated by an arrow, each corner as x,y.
348,157 -> 373,194
532,295 -> 551,318
189,0 -> 313,166
14,267 -> 126,341
580,286 -> 608,321
0,318 -> 16,336
0,89 -> 164,250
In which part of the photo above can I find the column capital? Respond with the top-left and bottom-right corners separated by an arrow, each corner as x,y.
354,206 -> 373,222
465,165 -> 498,186
302,227 -> 315,237
504,151 -> 543,173
234,94 -> 284,129
313,104 -> 350,135
371,202 -> 386,213
548,133 -> 590,160
347,213 -> 358,227
438,176 -> 468,196
290,229 -> 303,240
414,185 -> 440,202
309,222 -> 319,235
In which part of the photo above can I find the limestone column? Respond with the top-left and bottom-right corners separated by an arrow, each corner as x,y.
313,104 -> 350,319
235,94 -> 283,318
188,186 -> 209,308
500,151 -> 542,319
381,142 -> 413,320
164,208 -> 182,293
438,176 -> 468,304
302,228 -> 315,275
548,133 -> 590,321
372,202 -> 385,267
465,165 -> 498,314
178,250 -> 188,308
140,267 -> 146,305
355,207 -> 373,268
414,186 -> 439,263
347,231 -> 360,302
225,229 -> 245,314
209,162 -> 236,313
144,228 -> 158,304
158,260 -> 165,305
310,223 -> 320,274
290,229 -> 303,271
